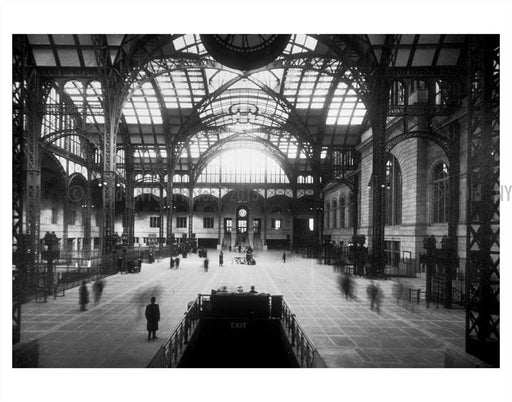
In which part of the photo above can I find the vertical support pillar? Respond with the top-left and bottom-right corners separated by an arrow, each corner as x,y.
25,72 -> 43,264
263,188 -> 268,250
218,163 -> 223,249
217,189 -> 222,249
369,70 -> 390,275
465,36 -> 500,366
158,182 -> 164,253
123,145 -> 135,246
82,163 -> 92,253
166,178 -> 174,245
290,187 -> 297,251
188,185 -> 194,239
352,175 -> 359,236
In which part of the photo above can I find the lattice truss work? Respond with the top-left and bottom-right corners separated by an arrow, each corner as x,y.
465,37 -> 500,365
13,39 -> 25,248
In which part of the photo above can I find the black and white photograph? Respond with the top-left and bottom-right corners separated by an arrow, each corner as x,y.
2,1 -> 511,402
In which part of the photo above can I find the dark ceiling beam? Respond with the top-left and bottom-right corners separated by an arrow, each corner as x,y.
387,66 -> 460,79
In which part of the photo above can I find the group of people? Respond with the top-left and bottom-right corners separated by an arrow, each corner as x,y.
170,256 -> 180,269
338,274 -> 385,313
78,278 -> 105,311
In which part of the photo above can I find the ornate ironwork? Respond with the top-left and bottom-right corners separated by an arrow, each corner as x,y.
465,36 -> 500,366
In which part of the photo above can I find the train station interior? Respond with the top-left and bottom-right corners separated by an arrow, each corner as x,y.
3,2 -> 511,402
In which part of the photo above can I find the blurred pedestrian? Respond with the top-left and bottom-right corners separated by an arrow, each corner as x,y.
92,278 -> 105,305
79,280 -> 89,311
282,251 -> 287,263
339,273 -> 355,300
219,251 -> 224,267
175,257 -> 180,269
375,283 -> 383,313
392,279 -> 404,305
145,296 -> 160,341
204,257 -> 209,272
366,280 -> 378,312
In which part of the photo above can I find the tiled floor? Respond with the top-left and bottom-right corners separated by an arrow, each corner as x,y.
19,250 -> 488,368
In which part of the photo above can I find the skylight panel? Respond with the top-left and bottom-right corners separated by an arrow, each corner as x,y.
326,81 -> 367,126
283,34 -> 318,54
205,69 -> 240,92
283,69 -> 333,109
173,34 -> 206,55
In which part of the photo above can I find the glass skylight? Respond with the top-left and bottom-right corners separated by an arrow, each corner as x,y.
86,81 -> 104,124
173,34 -> 207,55
326,82 -> 367,125
199,89 -> 289,128
123,82 -> 162,124
156,69 -> 205,109
283,34 -> 318,54
205,69 -> 240,92
283,69 -> 333,109
63,80 -> 104,126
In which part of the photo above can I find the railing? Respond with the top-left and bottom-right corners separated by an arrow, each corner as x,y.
281,299 -> 323,368
146,299 -> 200,368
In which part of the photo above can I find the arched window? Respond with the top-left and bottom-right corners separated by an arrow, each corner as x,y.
385,155 -> 402,225
340,197 -> 345,229
432,162 -> 449,223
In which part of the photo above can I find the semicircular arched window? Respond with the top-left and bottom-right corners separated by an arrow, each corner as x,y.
385,155 -> 402,226
432,162 -> 449,223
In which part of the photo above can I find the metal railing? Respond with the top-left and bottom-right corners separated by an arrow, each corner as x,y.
146,299 -> 200,368
281,299 -> 323,368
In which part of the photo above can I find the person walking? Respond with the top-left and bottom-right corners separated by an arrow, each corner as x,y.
204,257 -> 209,272
145,297 -> 160,341
175,256 -> 180,269
282,251 -> 287,263
339,274 -> 352,300
219,251 -> 224,267
92,279 -> 105,305
79,280 -> 89,311
366,280 -> 381,312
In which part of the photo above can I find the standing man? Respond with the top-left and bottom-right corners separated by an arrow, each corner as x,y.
79,280 -> 89,311
282,251 -> 287,263
145,297 -> 160,341
219,251 -> 224,267
175,256 -> 180,269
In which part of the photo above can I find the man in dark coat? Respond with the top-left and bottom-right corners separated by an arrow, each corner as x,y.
219,251 -> 223,267
145,297 -> 160,341
79,280 -> 89,311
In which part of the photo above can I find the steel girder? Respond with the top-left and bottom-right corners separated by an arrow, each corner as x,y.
13,37 -> 25,252
94,35 -> 128,254
83,153 -> 93,252
465,36 -> 500,366
122,139 -> 135,246
367,36 -> 400,274
12,36 -> 27,344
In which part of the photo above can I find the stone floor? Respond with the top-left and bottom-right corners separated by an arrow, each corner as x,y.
18,250 -> 488,368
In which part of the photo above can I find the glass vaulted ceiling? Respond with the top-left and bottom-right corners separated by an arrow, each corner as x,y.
121,34 -> 367,173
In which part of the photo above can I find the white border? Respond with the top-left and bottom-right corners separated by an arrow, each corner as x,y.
1,1 -> 511,401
